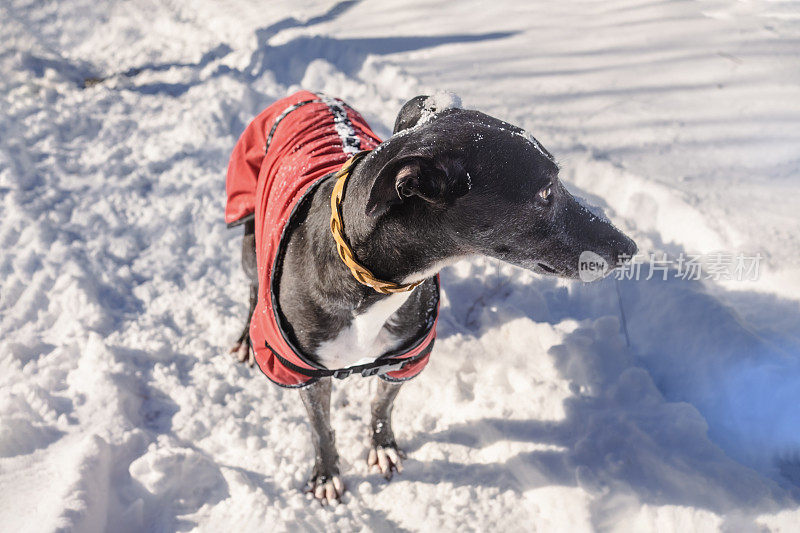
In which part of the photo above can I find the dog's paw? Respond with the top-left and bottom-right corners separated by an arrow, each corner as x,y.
306,474 -> 344,505
367,446 -> 405,480
228,340 -> 255,367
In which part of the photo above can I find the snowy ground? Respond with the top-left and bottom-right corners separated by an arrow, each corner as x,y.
2,0 -> 800,531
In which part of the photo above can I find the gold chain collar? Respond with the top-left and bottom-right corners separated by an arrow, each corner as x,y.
330,151 -> 423,295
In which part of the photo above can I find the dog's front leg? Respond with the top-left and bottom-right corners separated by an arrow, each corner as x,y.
368,380 -> 406,479
229,220 -> 257,367
299,377 -> 343,503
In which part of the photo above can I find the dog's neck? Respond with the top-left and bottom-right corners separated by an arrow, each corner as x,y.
276,142 -> 458,358
338,150 -> 459,286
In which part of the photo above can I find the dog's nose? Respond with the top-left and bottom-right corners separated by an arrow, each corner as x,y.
613,237 -> 638,266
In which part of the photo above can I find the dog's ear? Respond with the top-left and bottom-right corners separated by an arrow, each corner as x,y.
393,96 -> 429,134
365,155 -> 469,218
393,92 -> 462,134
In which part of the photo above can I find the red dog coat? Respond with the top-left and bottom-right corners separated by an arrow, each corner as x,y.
226,91 -> 439,388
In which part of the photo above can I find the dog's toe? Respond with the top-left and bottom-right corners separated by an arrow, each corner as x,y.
229,342 -> 255,367
236,344 -> 249,364
245,347 -> 255,367
368,446 -> 404,480
308,475 -> 344,505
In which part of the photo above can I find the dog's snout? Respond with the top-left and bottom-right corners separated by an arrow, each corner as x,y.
613,237 -> 638,266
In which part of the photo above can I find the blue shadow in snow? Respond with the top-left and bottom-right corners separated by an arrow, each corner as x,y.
123,0 -> 516,96
431,258 -> 800,511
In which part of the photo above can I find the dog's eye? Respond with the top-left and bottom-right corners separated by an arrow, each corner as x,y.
538,184 -> 552,202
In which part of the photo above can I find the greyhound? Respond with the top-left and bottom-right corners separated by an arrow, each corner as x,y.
227,92 -> 636,503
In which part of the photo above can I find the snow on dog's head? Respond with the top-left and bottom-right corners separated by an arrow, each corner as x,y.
391,91 -> 463,135
419,90 -> 462,124
424,90 -> 462,112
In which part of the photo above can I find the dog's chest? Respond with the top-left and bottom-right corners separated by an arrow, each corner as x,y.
315,292 -> 412,369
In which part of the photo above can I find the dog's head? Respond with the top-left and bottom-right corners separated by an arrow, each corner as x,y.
365,94 -> 636,280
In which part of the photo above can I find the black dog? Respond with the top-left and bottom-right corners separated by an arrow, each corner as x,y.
229,93 -> 636,503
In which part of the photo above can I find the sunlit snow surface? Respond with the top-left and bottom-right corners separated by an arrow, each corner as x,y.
1,0 -> 800,531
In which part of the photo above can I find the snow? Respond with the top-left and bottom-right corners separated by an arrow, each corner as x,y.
418,90 -> 462,124
1,0 -> 799,531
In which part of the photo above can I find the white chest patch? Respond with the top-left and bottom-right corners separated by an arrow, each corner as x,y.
315,291 -> 413,369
